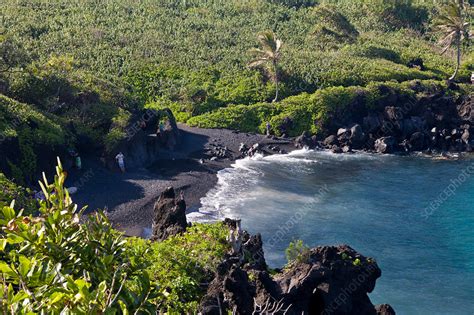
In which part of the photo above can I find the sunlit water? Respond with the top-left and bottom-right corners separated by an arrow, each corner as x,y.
188,149 -> 474,315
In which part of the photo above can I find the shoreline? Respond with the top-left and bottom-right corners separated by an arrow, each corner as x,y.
68,123 -> 472,237
68,124 -> 297,237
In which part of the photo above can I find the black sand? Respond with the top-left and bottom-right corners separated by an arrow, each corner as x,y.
68,124 -> 295,237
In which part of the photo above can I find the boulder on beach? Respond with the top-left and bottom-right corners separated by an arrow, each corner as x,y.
295,131 -> 315,148
324,135 -> 338,147
374,136 -> 396,154
151,187 -> 187,241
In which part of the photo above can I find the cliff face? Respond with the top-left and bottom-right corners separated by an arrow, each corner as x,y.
295,83 -> 473,155
199,237 -> 394,315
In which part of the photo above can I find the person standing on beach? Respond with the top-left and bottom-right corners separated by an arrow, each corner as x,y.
266,122 -> 271,136
115,152 -> 125,173
75,154 -> 82,171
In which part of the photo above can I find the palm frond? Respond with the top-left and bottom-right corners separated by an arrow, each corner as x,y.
248,59 -> 268,68
433,0 -> 470,46
247,30 -> 282,67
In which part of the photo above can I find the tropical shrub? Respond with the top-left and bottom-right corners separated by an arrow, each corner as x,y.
285,239 -> 311,264
0,160 -> 159,313
131,222 -> 230,313
0,159 -> 232,313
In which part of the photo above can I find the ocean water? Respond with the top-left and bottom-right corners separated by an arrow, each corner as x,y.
189,149 -> 474,315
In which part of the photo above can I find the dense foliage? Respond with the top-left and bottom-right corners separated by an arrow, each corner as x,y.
0,160 -> 230,313
0,1 -> 472,179
130,223 -> 230,313
188,79 -> 473,136
0,173 -> 36,216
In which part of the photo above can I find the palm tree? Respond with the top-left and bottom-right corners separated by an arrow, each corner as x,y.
248,31 -> 282,102
433,0 -> 471,81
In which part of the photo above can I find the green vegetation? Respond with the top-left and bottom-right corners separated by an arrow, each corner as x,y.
0,94 -> 67,184
340,252 -> 369,266
285,239 -> 311,264
0,173 -> 36,215
0,1 -> 472,312
0,160 -> 230,313
131,223 -> 230,313
0,94 -> 65,146
188,79 -> 474,136
0,0 -> 471,163
248,30 -> 283,102
433,0 -> 472,81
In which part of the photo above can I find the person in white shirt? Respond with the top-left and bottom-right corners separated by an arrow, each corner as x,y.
115,152 -> 125,173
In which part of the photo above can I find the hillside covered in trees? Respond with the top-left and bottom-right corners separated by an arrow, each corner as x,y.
1,0 -> 473,182
0,0 -> 473,313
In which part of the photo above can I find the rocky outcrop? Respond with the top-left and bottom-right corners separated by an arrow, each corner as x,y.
318,84 -> 472,155
275,245 -> 387,315
150,187 -> 187,241
107,108 -> 181,170
199,220 -> 394,315
295,131 -> 318,149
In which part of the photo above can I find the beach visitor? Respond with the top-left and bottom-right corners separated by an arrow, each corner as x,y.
158,121 -> 165,133
75,154 -> 82,170
115,152 -> 125,173
266,122 -> 271,136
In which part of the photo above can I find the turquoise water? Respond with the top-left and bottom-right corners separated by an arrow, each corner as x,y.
191,150 -> 474,315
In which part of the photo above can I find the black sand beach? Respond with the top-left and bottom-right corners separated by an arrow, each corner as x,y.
67,124 -> 295,236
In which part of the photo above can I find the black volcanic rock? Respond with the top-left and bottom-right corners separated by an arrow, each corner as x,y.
374,136 -> 396,154
295,131 -> 314,148
324,135 -> 338,147
110,108 -> 181,170
151,187 -> 187,241
275,245 -> 383,315
308,89 -> 472,155
363,114 -> 382,133
384,106 -> 403,122
376,304 -> 396,315
199,223 -> 394,315
408,132 -> 426,151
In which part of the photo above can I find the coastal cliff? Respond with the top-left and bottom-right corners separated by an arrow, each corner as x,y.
294,82 -> 474,155
152,189 -> 395,315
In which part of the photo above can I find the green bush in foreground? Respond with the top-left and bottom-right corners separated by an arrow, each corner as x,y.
0,159 -> 230,313
0,160 -> 159,313
130,222 -> 230,313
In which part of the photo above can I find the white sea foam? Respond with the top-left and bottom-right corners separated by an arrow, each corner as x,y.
187,148 -> 317,222
186,149 -> 390,222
